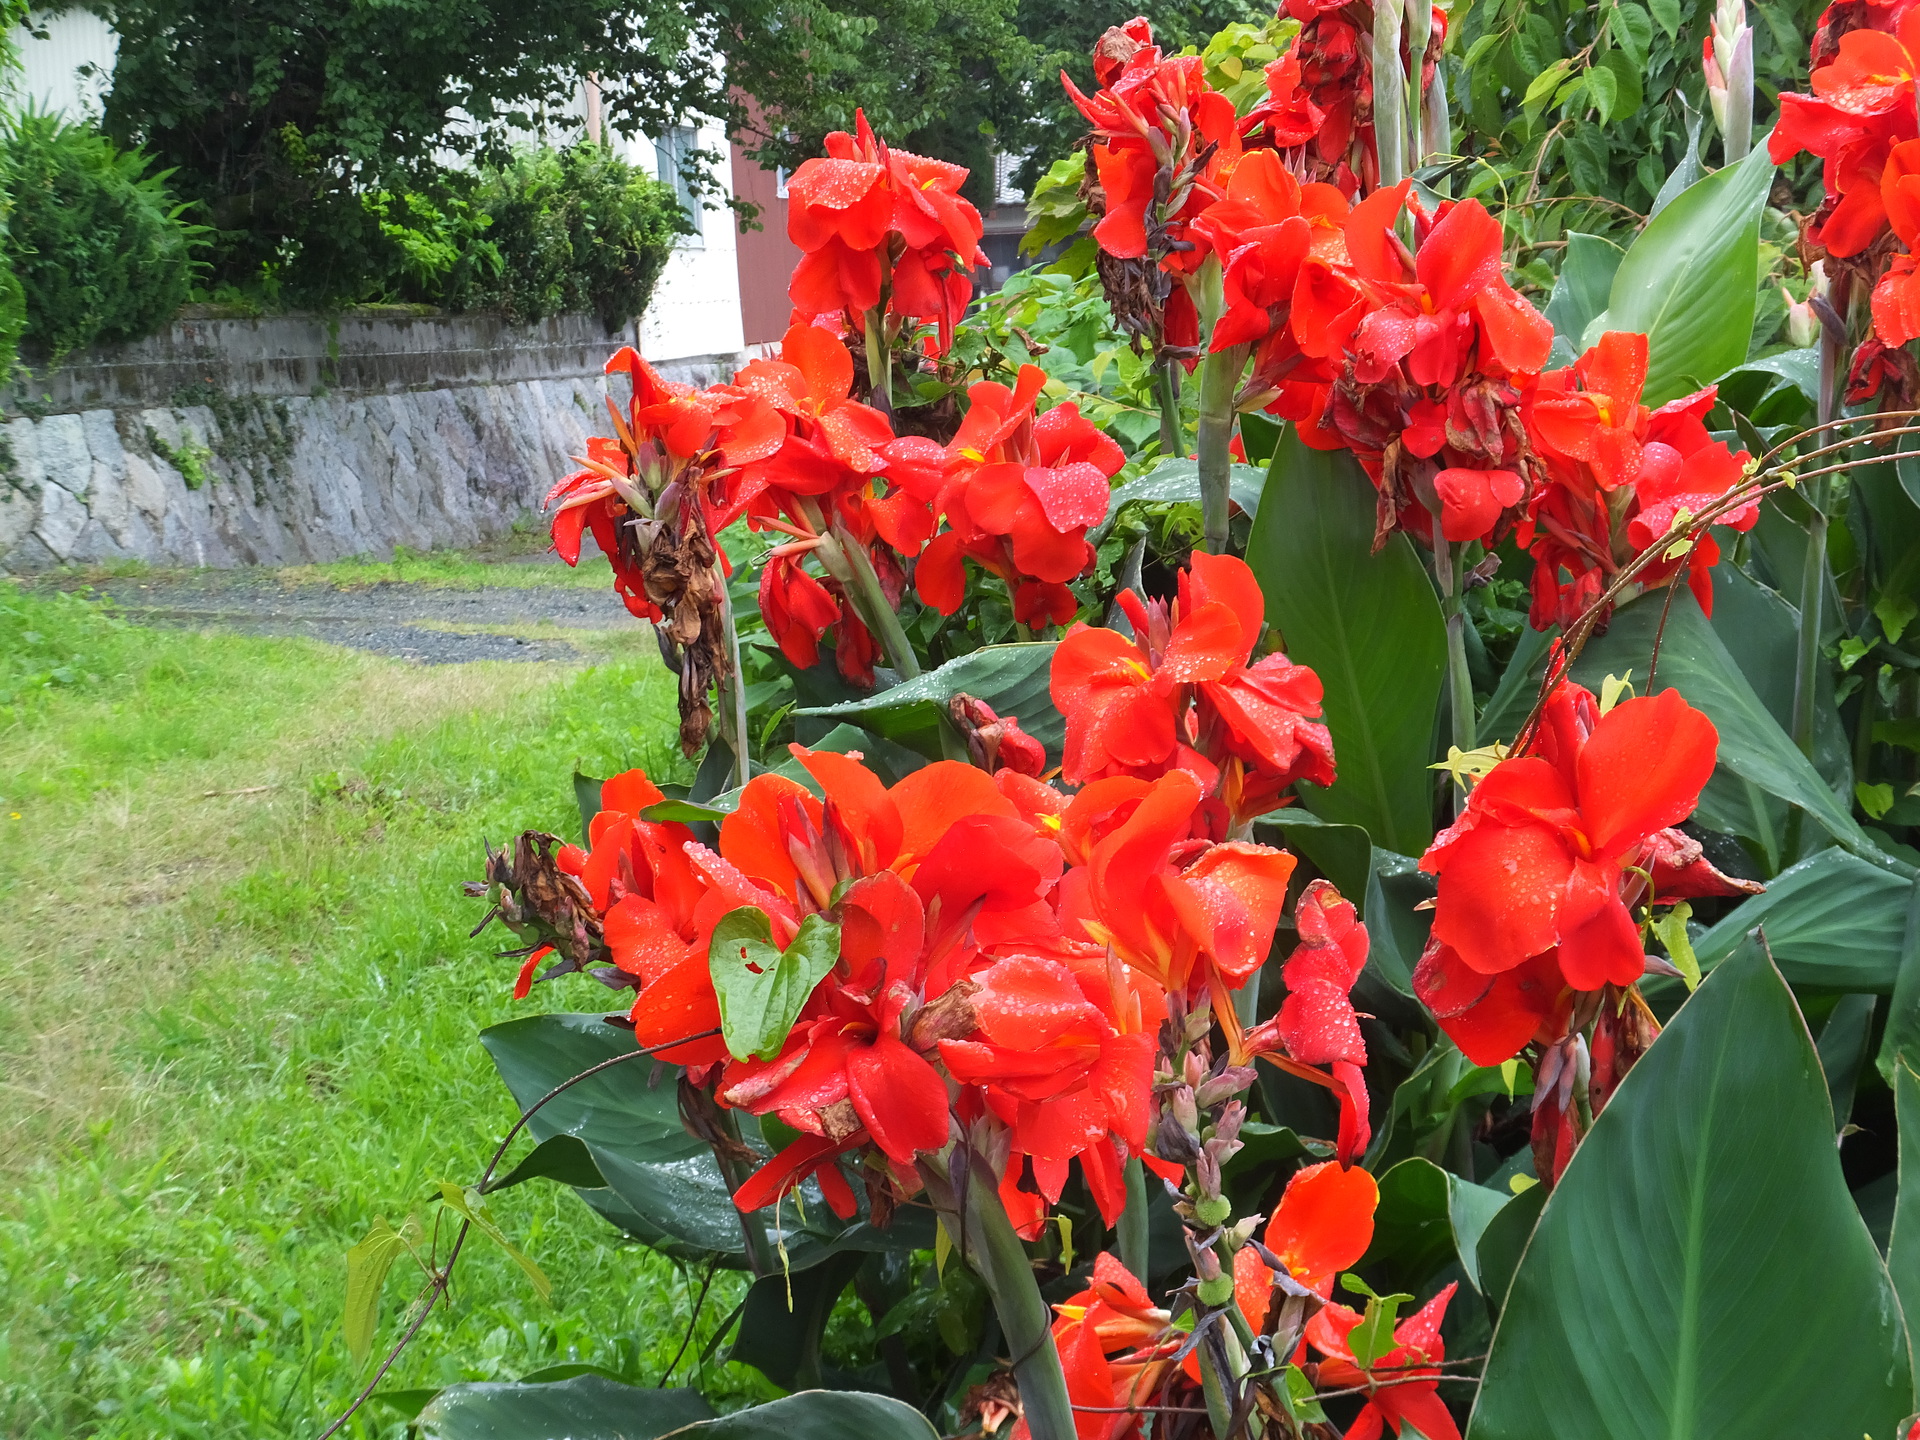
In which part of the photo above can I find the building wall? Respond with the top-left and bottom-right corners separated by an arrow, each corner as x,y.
614,119 -> 748,369
731,146 -> 802,346
10,8 -> 116,119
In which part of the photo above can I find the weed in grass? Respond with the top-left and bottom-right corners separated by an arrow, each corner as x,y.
0,585 -> 773,1439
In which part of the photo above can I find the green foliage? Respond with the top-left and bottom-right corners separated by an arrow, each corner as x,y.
97,0 -> 721,300
416,1376 -> 715,1439
0,581 -> 787,1438
439,145 -> 687,331
0,109 -> 200,361
1470,940 -> 1914,1437
1247,428 -> 1447,854
708,909 -> 842,1062
1586,141 -> 1776,405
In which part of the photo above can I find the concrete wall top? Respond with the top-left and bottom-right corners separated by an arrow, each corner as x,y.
4,310 -> 647,418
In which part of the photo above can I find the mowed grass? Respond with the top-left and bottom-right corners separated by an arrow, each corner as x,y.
0,583 -> 770,1437
281,532 -> 616,591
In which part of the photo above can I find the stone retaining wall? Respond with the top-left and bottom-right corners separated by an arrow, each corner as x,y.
0,311 -> 740,573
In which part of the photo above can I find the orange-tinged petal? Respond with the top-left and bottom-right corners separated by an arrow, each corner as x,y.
1574,689 -> 1718,858
1266,1159 -> 1378,1295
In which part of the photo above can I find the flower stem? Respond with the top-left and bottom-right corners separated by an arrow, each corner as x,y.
1791,484 -> 1828,757
1372,0 -> 1409,190
1435,540 -> 1476,814
1195,344 -> 1247,555
863,304 -> 893,417
1118,1156 -> 1149,1281
714,561 -> 752,789
797,498 -> 923,679
1156,352 -> 1184,458
923,1150 -> 1077,1440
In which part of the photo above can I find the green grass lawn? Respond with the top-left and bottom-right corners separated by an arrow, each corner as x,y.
0,582 -> 772,1437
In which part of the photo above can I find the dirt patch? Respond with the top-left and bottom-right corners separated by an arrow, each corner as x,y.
31,563 -> 644,664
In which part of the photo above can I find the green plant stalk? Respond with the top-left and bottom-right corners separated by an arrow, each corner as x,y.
1156,352 -> 1184,457
797,497 -> 923,678
1435,540 -> 1476,810
1372,0 -> 1409,190
863,304 -> 893,417
1791,481 -> 1829,758
1196,344 -> 1248,555
1405,0 -> 1431,169
925,1151 -> 1077,1440
713,561 -> 752,789
1197,1336 -> 1236,1437
1118,1156 -> 1150,1281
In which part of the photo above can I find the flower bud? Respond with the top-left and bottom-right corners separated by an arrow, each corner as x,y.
1194,1194 -> 1232,1227
1197,1273 -> 1236,1307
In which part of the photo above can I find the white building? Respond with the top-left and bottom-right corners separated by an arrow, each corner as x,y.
7,10 -> 749,378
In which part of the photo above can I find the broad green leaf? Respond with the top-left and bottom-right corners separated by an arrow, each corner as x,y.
417,1375 -> 714,1440
795,642 -> 1060,762
1648,93 -> 1706,219
709,909 -> 840,1062
1607,0 -> 1654,67
1583,64 -> 1618,122
1648,0 -> 1681,37
1596,49 -> 1644,120
1692,848 -> 1909,992
1543,234 -> 1623,367
731,1250 -> 867,1390
660,1391 -> 942,1440
1586,139 -> 1774,405
1361,1157 -> 1514,1294
1467,939 -> 1913,1438
1247,427 -> 1445,854
343,1215 -> 422,1365
1260,810 -> 1370,901
1362,849 -> 1434,996
1570,589 -> 1888,864
1888,1059 -> 1920,1337
1818,992 -> 1877,1132
1478,622 -> 1556,743
1708,565 -> 1852,801
481,1013 -> 744,1257
1474,1181 -> 1547,1316
1091,456 -> 1268,542
572,770 -> 604,845
484,1134 -> 607,1194
1876,881 -> 1920,1080
437,1182 -> 550,1301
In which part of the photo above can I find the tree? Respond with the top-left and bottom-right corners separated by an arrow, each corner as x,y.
94,0 -> 735,300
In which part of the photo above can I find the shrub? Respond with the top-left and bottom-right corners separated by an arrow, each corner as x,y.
0,110 -> 201,361
438,143 -> 688,332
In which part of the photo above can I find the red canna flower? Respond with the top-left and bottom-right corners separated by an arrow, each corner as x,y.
939,949 -> 1156,1229
1519,331 -> 1757,630
1052,553 -> 1334,827
1016,1252 -> 1179,1440
1064,24 -> 1241,265
909,365 -> 1126,628
1075,768 -> 1297,1009
1291,184 -> 1551,549
785,111 -> 984,354
1771,7 -> 1920,260
1873,139 -> 1920,341
1232,1158 -> 1379,1329
1242,879 -> 1373,1163
1305,1283 -> 1462,1440
1420,683 -> 1719,993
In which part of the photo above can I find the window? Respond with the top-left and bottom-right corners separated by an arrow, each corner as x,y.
654,126 -> 705,244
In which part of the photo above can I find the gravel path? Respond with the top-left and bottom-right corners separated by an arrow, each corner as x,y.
33,562 -> 646,664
